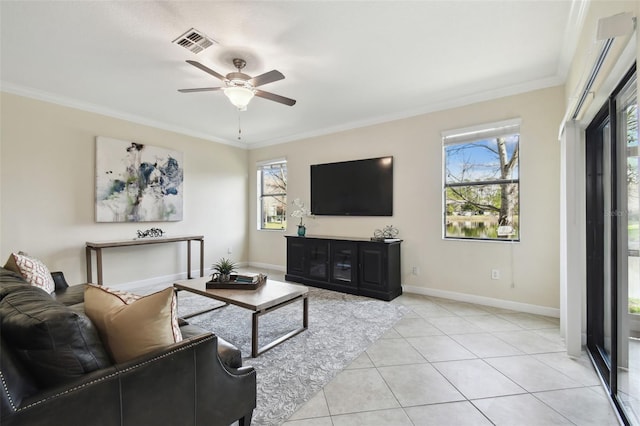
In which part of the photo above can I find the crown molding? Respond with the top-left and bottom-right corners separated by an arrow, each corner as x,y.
556,0 -> 591,81
3,71 -> 564,151
249,74 -> 564,149
0,82 -> 246,149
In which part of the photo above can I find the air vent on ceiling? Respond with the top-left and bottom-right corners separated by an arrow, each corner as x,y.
172,28 -> 217,54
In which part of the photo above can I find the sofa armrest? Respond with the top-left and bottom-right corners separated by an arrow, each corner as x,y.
1,333 -> 256,426
49,271 -> 69,291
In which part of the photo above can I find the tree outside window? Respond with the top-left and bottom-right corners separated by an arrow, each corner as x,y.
258,161 -> 287,230
443,122 -> 520,241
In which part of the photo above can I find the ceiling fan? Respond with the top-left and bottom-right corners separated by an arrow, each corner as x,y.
178,58 -> 296,111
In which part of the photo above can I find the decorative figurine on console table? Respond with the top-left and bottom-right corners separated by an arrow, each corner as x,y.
136,227 -> 164,239
371,225 -> 401,242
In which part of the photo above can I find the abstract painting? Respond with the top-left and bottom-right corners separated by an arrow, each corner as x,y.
95,136 -> 184,222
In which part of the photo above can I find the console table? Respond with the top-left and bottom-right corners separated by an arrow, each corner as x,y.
86,235 -> 204,285
285,235 -> 402,301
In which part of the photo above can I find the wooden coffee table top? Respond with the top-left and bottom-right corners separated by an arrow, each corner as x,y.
174,277 -> 309,312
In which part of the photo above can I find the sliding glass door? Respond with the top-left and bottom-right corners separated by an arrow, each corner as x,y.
617,70 -> 639,425
586,102 -> 615,389
586,65 -> 638,425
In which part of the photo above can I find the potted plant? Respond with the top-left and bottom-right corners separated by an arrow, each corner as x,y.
290,198 -> 311,236
212,258 -> 237,282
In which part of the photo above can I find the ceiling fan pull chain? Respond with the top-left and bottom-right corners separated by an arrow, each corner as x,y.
238,111 -> 242,140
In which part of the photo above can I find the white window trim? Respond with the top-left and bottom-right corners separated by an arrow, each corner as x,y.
442,118 -> 522,145
257,158 -> 287,231
256,157 -> 287,167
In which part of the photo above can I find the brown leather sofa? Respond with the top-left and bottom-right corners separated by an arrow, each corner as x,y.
0,267 -> 256,426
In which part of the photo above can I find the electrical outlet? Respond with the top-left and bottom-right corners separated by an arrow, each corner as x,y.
491,269 -> 500,280
412,266 -> 420,275
227,247 -> 232,254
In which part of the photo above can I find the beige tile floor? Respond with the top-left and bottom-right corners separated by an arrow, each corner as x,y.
281,292 -> 621,426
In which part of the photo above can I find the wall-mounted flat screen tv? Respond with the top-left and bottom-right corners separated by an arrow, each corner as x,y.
311,156 -> 393,216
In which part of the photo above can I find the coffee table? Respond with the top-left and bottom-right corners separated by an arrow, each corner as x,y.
173,277 -> 309,357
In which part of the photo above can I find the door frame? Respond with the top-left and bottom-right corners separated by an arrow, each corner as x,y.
585,63 -> 636,426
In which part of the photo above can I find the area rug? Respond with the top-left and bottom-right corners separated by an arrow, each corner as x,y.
174,286 -> 408,425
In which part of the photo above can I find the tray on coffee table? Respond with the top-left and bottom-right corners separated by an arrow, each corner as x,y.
205,274 -> 266,290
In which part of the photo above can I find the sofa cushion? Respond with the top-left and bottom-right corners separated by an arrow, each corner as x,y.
4,253 -> 55,294
0,283 -> 111,389
180,324 -> 243,369
0,336 -> 39,415
85,286 -> 183,363
0,268 -> 30,297
51,283 -> 86,307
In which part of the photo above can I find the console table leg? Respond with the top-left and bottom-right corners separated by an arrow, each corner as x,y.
85,247 -> 92,283
187,240 -> 192,279
200,239 -> 204,277
96,248 -> 103,286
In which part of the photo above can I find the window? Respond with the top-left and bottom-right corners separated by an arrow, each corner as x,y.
443,119 -> 520,241
257,159 -> 287,230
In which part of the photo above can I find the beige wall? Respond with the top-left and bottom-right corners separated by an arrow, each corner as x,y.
1,50 -> 570,312
1,82 -> 564,311
249,86 -> 564,310
0,93 -> 249,286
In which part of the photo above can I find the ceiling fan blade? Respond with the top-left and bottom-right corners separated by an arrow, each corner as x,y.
178,87 -> 222,93
249,70 -> 285,87
254,89 -> 296,106
186,60 -> 226,81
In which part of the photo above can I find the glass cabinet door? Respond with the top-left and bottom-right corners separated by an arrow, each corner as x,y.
306,239 -> 328,280
330,242 -> 357,285
286,238 -> 306,276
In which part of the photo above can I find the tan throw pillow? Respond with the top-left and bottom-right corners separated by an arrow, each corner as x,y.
4,252 -> 55,294
83,285 -> 142,337
84,285 -> 182,363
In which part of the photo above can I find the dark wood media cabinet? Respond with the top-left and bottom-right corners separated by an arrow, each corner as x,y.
285,235 -> 402,301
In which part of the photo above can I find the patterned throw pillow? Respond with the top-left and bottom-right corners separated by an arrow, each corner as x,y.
4,252 -> 56,294
84,285 -> 183,363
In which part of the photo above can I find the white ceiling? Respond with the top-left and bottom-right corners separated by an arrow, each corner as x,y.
0,1 -> 581,148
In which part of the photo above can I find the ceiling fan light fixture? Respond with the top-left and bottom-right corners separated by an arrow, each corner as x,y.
224,86 -> 255,111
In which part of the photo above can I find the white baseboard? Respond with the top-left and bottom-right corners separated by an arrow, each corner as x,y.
247,262 -> 286,272
402,285 -> 560,318
116,262 -> 252,291
115,270 -> 556,319
115,272 -> 195,291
